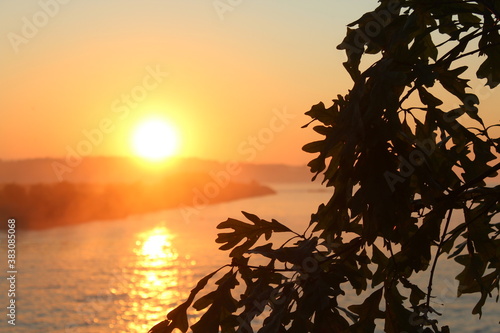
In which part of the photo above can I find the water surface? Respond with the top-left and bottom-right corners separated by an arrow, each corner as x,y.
0,183 -> 497,332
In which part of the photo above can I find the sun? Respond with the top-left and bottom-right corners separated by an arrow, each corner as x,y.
132,118 -> 179,161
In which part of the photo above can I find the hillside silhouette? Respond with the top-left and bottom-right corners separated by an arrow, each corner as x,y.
0,157 -> 302,230
0,157 -> 310,184
0,173 -> 274,230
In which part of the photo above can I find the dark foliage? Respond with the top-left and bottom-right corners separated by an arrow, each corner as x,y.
150,1 -> 500,332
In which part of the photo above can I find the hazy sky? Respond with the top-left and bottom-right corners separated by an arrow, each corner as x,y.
1,1 -> 498,165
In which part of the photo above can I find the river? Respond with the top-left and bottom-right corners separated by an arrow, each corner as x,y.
0,183 -> 497,332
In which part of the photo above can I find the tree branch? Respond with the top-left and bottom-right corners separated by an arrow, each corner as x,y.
426,208 -> 453,307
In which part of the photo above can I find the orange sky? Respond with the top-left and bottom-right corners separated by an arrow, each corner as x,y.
1,1 -> 499,166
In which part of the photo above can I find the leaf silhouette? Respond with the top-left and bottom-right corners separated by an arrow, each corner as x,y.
148,320 -> 171,333
216,211 -> 293,258
191,270 -> 239,333
149,267 -> 224,333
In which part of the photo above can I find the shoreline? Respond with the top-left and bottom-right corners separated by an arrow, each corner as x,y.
0,178 -> 275,230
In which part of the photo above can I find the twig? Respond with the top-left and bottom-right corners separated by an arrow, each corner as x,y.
426,208 -> 453,306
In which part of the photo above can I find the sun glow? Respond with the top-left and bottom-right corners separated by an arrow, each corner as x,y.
132,118 -> 179,161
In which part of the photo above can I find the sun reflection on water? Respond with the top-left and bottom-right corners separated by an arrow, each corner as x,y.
134,227 -> 179,263
113,226 -> 192,332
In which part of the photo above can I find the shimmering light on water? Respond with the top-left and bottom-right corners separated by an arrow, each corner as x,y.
120,226 -> 184,332
136,227 -> 176,259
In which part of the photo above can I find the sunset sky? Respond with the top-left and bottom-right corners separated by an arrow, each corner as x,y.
1,0 -> 499,165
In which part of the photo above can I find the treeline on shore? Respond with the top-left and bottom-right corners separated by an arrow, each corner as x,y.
0,173 -> 274,230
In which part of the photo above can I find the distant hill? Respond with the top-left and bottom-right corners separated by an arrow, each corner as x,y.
0,157 -> 311,184
0,157 -> 311,230
0,172 -> 276,230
